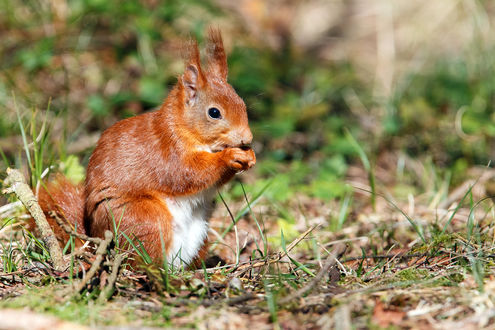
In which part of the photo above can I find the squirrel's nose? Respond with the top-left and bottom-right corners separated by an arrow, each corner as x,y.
240,128 -> 253,146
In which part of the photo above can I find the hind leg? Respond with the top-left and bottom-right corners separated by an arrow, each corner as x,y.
88,192 -> 173,264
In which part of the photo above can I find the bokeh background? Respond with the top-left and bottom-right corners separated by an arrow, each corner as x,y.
3,2 -> 495,327
1,0 -> 495,208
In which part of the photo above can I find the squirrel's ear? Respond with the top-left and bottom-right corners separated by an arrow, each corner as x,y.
206,28 -> 228,81
182,41 -> 205,104
183,64 -> 200,103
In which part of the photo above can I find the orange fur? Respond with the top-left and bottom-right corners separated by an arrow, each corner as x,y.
36,175 -> 85,248
37,29 -> 255,266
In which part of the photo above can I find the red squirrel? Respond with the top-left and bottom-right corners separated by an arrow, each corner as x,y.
37,29 -> 256,267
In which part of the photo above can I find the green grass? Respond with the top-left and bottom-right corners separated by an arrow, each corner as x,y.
0,285 -> 176,327
1,169 -> 495,326
2,0 -> 495,328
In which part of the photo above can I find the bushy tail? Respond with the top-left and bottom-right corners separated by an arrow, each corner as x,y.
35,175 -> 86,248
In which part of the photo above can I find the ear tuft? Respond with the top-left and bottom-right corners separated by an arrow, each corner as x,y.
206,27 -> 228,80
181,40 -> 205,103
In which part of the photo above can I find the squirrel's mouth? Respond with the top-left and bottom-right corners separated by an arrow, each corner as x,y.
211,143 -> 252,153
239,144 -> 252,151
210,143 -> 225,153
211,145 -> 228,153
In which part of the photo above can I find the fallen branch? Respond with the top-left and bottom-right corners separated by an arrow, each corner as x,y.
49,210 -> 102,244
49,209 -> 124,300
2,168 -> 65,271
98,253 -> 125,302
73,230 -> 113,294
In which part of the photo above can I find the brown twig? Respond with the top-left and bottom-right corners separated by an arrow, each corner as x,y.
198,293 -> 258,307
164,292 -> 259,308
49,210 -> 124,300
233,225 -> 319,274
98,253 -> 125,302
279,243 -> 346,305
73,230 -> 113,294
341,252 -> 428,263
285,225 -> 319,254
49,210 -> 102,244
2,168 -> 65,271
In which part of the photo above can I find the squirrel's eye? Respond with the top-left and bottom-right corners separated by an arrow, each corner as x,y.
208,107 -> 222,119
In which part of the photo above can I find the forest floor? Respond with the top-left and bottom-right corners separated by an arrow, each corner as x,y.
1,158 -> 495,329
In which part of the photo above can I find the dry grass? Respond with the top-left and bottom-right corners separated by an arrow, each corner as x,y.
1,156 -> 495,328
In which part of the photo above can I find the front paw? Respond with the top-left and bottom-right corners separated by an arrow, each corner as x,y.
223,147 -> 256,172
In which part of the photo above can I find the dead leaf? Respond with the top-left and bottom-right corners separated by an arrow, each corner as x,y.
372,299 -> 406,327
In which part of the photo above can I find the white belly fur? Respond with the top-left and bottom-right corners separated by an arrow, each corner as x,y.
165,188 -> 215,268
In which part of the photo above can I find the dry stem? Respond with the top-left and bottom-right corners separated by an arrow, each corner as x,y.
49,210 -> 102,244
98,253 -> 125,302
279,243 -> 346,305
233,225 -> 318,274
2,168 -> 65,271
73,230 -> 113,294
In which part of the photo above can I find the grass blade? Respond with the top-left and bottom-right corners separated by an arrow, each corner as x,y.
345,128 -> 376,210
220,179 -> 273,239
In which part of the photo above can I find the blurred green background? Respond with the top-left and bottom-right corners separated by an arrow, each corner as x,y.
1,0 -> 494,202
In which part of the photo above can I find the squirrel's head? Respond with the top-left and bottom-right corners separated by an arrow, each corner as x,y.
177,29 -> 252,152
